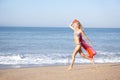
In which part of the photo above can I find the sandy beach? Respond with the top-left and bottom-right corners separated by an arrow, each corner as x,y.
0,63 -> 120,80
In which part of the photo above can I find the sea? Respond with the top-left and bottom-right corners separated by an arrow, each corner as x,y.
0,27 -> 120,68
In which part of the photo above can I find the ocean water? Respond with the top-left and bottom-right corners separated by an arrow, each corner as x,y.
0,27 -> 120,68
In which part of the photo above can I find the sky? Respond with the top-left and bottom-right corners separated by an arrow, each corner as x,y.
0,0 -> 120,28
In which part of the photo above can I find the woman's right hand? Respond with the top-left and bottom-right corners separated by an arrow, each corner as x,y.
69,23 -> 74,30
69,23 -> 73,27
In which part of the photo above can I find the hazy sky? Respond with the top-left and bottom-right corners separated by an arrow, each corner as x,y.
0,0 -> 120,27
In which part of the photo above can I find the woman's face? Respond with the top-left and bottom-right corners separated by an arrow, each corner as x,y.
74,23 -> 78,26
73,22 -> 79,28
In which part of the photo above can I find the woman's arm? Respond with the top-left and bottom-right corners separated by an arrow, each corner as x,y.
81,30 -> 93,46
69,23 -> 74,30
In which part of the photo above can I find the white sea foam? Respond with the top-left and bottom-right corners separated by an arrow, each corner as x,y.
0,51 -> 120,65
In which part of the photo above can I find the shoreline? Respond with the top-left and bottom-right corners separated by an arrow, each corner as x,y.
0,62 -> 120,69
0,63 -> 120,80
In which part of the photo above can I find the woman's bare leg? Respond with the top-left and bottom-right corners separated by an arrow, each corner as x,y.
78,49 -> 94,64
68,45 -> 81,70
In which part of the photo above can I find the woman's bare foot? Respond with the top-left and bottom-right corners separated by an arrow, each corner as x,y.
90,59 -> 94,64
68,66 -> 72,71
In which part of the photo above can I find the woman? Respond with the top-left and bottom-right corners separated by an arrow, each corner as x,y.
68,19 -> 94,70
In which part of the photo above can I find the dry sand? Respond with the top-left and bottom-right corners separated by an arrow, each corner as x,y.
0,63 -> 120,80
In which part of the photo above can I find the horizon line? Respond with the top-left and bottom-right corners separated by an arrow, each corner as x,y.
0,26 -> 120,28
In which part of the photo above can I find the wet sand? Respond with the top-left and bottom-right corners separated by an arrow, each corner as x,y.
0,63 -> 120,80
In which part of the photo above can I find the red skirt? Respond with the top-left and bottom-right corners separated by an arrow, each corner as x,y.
79,34 -> 96,58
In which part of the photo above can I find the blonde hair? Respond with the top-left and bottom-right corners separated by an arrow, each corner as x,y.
77,22 -> 84,30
